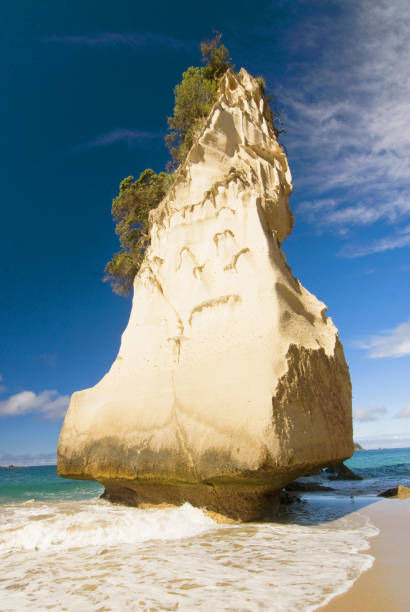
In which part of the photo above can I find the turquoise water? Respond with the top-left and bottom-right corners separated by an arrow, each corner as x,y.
288,446 -> 410,496
0,451 -> 396,610
0,447 -> 408,504
0,465 -> 103,504
344,447 -> 410,491
346,446 -> 410,472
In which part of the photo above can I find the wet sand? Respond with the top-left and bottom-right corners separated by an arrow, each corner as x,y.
323,497 -> 410,612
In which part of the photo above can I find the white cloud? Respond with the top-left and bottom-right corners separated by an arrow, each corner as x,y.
0,390 -> 70,420
0,453 -> 56,467
278,1 -> 410,253
354,406 -> 386,422
341,227 -> 410,258
355,431 -> 410,449
357,319 -> 410,358
396,404 -> 410,419
297,198 -> 338,220
76,129 -> 163,150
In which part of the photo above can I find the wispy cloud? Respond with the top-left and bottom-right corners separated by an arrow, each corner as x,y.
354,406 -> 387,422
356,319 -> 410,358
44,32 -> 191,50
37,353 -> 57,368
396,404 -> 410,419
0,390 -> 69,420
278,1 -> 410,254
0,452 -> 56,467
340,226 -> 410,258
355,431 -> 410,449
76,128 -> 163,151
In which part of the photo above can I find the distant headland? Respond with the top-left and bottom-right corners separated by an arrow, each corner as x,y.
354,442 -> 365,450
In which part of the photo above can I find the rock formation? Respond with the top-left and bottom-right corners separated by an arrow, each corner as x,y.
378,485 -> 410,499
58,68 -> 353,520
326,462 -> 362,480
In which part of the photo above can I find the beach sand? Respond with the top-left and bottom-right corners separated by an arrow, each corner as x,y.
323,498 -> 410,612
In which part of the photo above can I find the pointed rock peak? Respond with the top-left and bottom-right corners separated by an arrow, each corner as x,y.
153,68 -> 293,244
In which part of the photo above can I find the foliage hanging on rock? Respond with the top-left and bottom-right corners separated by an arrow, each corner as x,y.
166,32 -> 232,167
105,33 -> 232,296
104,170 -> 173,296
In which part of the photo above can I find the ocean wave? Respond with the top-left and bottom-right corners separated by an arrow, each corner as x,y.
0,498 -> 378,611
0,500 -> 215,551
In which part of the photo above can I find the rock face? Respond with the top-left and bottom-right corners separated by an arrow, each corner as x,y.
58,68 -> 353,520
378,485 -> 410,499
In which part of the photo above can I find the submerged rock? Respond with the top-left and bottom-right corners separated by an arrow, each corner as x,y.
327,462 -> 362,480
378,485 -> 410,499
280,490 -> 303,505
58,68 -> 353,521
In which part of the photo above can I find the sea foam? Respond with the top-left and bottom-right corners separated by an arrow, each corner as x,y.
0,497 -> 378,612
0,500 -> 214,551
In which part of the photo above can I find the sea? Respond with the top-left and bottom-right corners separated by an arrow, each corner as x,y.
0,447 -> 409,611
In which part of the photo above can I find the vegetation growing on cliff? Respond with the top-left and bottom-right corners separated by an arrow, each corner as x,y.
166,33 -> 232,166
104,33 -> 279,296
104,170 -> 174,296
104,33 -> 232,296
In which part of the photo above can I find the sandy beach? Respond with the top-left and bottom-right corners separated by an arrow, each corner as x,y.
323,497 -> 410,612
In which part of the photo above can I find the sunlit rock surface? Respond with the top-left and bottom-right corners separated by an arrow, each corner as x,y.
58,69 -> 353,520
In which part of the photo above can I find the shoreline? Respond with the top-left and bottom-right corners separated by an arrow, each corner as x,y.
322,497 -> 410,612
1,483 -> 409,610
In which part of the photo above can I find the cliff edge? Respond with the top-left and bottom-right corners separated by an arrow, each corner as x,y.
58,69 -> 353,520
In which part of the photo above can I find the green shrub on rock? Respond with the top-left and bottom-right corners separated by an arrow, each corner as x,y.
104,170 -> 173,296
165,67 -> 217,166
166,33 -> 232,166
105,34 -> 232,296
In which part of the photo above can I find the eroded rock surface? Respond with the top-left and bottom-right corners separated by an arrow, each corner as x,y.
58,69 -> 353,520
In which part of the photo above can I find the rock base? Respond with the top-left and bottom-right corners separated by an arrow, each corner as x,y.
378,485 -> 410,499
100,480 -> 281,522
326,462 -> 362,480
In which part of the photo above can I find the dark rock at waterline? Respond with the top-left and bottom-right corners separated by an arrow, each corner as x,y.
285,481 -> 335,492
327,462 -> 362,480
378,485 -> 410,499
99,481 -> 282,522
301,468 -> 323,477
280,490 -> 302,505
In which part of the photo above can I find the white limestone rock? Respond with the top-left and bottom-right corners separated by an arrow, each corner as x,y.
58,69 -> 353,520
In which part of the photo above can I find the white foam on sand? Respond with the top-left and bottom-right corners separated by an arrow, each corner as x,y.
0,500 -> 214,551
0,497 -> 378,611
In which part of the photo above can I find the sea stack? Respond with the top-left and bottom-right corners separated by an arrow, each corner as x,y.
58,69 -> 353,520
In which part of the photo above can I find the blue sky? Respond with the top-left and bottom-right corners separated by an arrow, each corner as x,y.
1,0 -> 409,464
